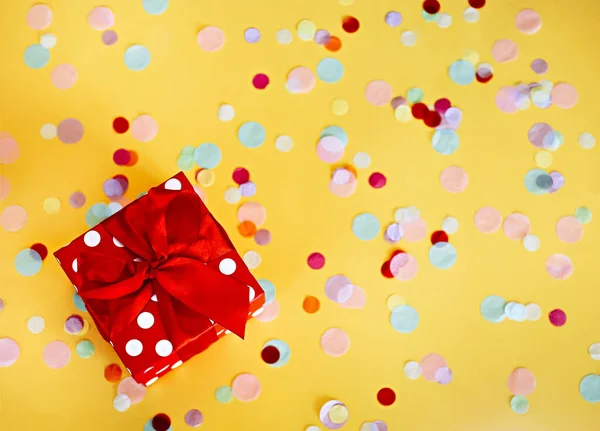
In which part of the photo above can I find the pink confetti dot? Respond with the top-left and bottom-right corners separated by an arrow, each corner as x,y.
307,252 -> 326,269
57,118 -> 84,144
0,337 -> 20,367
549,309 -> 567,327
113,149 -> 131,166
232,167 -> 250,185
368,172 -> 387,189
42,340 -> 71,369
252,73 -> 270,90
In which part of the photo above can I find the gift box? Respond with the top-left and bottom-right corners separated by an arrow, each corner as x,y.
54,172 -> 265,386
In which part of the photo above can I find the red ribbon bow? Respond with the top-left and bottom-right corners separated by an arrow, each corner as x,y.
77,173 -> 250,349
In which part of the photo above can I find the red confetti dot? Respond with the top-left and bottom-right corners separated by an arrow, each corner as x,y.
377,387 -> 396,406
411,103 -> 429,120
252,73 -> 270,90
434,98 -> 451,114
104,363 -> 122,383
261,345 -> 281,364
424,110 -> 442,128
30,243 -> 48,260
152,413 -> 171,431
307,252 -> 326,270
112,117 -> 129,134
431,230 -> 449,244
368,172 -> 387,189
549,309 -> 567,327
390,249 -> 405,259
113,174 -> 129,194
232,167 -> 250,185
423,0 -> 441,14
468,0 -> 486,8
476,73 -> 493,83
342,16 -> 360,33
113,149 -> 131,166
381,261 -> 394,278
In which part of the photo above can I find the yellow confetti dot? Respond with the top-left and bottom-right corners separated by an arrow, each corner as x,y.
296,20 -> 316,41
331,99 -> 349,116
394,105 -> 412,123
196,169 -> 215,187
462,49 -> 480,65
535,151 -> 553,168
43,197 -> 61,214
328,404 -> 348,424
386,294 -> 406,311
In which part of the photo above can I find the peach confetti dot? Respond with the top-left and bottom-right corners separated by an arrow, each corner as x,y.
130,115 -> 158,142
503,213 -> 531,240
51,64 -> 78,90
555,216 -> 583,243
440,166 -> 469,193
254,299 -> 280,322
231,373 -> 261,402
118,377 -> 147,403
491,39 -> 519,63
320,328 -> 350,357
42,340 -> 71,369
474,206 -> 502,233
27,4 -> 53,30
0,133 -> 20,164
507,368 -> 536,396
551,82 -> 578,109
1,205 -> 27,232
420,353 -> 448,382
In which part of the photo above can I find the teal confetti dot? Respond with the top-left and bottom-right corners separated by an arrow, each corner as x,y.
580,374 -> 600,403
407,87 -> 424,103
215,385 -> 234,403
390,305 -> 419,333
429,242 -> 457,269
124,45 -> 151,71
85,203 -> 110,228
510,395 -> 530,414
320,125 -> 348,146
238,121 -> 266,149
258,279 -> 276,304
316,58 -> 344,83
575,207 -> 592,224
422,11 -> 438,22
73,292 -> 87,312
263,339 -> 291,368
524,169 -> 549,195
76,340 -> 95,358
432,129 -> 460,155
143,0 -> 169,15
352,213 -> 380,241
15,249 -> 43,277
177,154 -> 194,170
193,143 -> 222,168
24,44 -> 50,69
449,60 -> 475,86
480,295 -> 506,323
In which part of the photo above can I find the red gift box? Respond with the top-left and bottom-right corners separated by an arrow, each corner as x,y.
54,172 -> 265,386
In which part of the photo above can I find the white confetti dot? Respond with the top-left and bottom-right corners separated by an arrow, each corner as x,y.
171,360 -> 183,369
137,312 -> 154,329
353,152 -> 371,169
125,339 -> 143,357
525,303 -> 542,321
40,33 -> 57,49
219,258 -> 236,275
404,361 -> 421,379
84,230 -> 101,247
165,178 -> 182,191
145,376 -> 158,386
155,339 -> 173,357
218,104 -> 235,122
578,132 -> 595,149
243,250 -> 261,269
224,187 -> 241,204
113,393 -> 131,412
436,13 -> 452,28
40,123 -> 57,139
523,234 -> 540,252
27,316 -> 45,334
442,216 -> 459,234
275,135 -> 293,152
72,258 -> 78,272
113,237 -> 124,247
589,343 -> 600,360
463,7 -> 480,23
276,28 -> 293,44
401,31 -> 417,47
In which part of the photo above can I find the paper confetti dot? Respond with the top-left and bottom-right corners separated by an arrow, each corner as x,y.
429,242 -> 457,269
579,374 -> 600,403
352,213 -> 380,241
0,338 -> 20,367
50,64 -> 78,89
515,9 -> 542,34
15,248 -> 43,276
24,44 -> 50,69
184,409 -> 204,428
43,197 -> 61,214
575,207 -> 592,224
589,344 -> 600,361
124,45 -> 151,71
276,29 -> 293,44
43,340 -> 71,369
102,30 -> 118,45
88,7 -> 114,30
321,328 -> 350,357
510,395 -> 530,414
197,26 -> 225,52
377,388 -> 396,406
57,118 -> 84,144
1,205 -> 27,232
545,254 -> 573,280
492,39 -> 519,63
578,132 -> 595,149
218,104 -> 235,121
401,31 -> 417,46
215,386 -> 233,403
232,373 -> 261,402
549,309 -> 567,327
40,33 -> 56,49
238,122 -> 266,148
131,115 -> 158,142
113,394 -> 131,412
307,252 -> 326,269
143,0 -> 169,15
303,296 -> 320,314
27,4 -> 53,30
275,135 -> 293,152
390,305 -> 419,333
27,316 -> 45,334
317,58 -> 344,83
507,368 -> 536,396
76,340 -> 95,358
404,361 -> 421,379
480,296 -> 506,323
104,364 -> 123,382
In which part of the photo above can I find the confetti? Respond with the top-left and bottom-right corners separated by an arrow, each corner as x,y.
1,205 -> 27,232
507,368 -> 536,395
27,4 -> 53,30
0,338 -> 20,367
262,339 -> 290,367
307,252 -> 326,269
491,39 -> 519,63
197,26 -> 225,52
215,385 -> 233,403
579,375 -> 600,403
510,395 -> 529,414
317,58 -> 344,83
24,44 -> 50,69
143,0 -> 169,15
390,305 -> 419,333
303,296 -> 320,314
232,373 -> 261,402
42,340 -> 71,369
104,364 -> 123,382
76,340 -> 95,358
545,254 -> 573,280
57,118 -> 84,144
548,309 -> 567,327
319,400 -> 349,429
376,388 -> 396,406
27,316 -> 45,334
385,11 -> 402,27
113,394 -> 131,412
515,9 -> 542,35
51,64 -> 78,89
321,328 -> 350,356
589,344 -> 600,361
184,409 -> 204,428
14,248 -> 43,276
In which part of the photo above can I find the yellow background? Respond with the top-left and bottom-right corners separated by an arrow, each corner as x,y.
1,0 -> 599,430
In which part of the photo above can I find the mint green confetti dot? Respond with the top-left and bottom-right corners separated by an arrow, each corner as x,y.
575,207 -> 592,224
407,87 -> 424,103
215,385 -> 233,403
510,395 -> 529,414
76,340 -> 95,358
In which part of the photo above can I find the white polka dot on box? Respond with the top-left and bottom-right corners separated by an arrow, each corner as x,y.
53,172 -> 267,386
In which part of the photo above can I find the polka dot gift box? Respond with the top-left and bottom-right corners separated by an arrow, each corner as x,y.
53,172 -> 265,386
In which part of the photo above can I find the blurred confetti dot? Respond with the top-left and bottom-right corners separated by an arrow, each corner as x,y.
353,152 -> 370,168
143,0 -> 169,15
319,400 -> 349,429
102,30 -> 118,45
118,377 -> 146,403
523,234 -> 540,252
215,385 -> 233,403
510,395 -> 529,414
474,206 -> 502,233
258,279 -> 276,303
555,216 -> 583,243
69,191 -> 86,208
463,7 -> 480,23
27,316 -> 45,334
194,143 -> 222,169
27,4 -> 53,30
401,31 -> 417,47
43,197 -> 61,214
442,216 -> 459,234
76,340 -> 95,358
317,58 -> 344,83
421,353 -> 448,381
0,338 -> 20,367
88,7 -> 114,30
580,375 -> 600,403
515,9 -> 542,34
244,27 -> 261,43
331,98 -> 349,115
64,314 -> 84,334
243,250 -> 261,269
131,115 -> 158,142
1,205 -> 27,232
276,29 -> 292,44
287,66 -> 316,94
551,82 -> 578,109
429,242 -> 457,269
238,122 -> 266,148
275,135 -> 293,152
152,413 -> 171,431
303,296 -> 320,314
404,361 -> 421,379
113,394 -> 131,412
40,33 -> 56,49
386,294 -> 406,311
113,117 -> 129,133
252,73 -> 270,89
104,364 -> 123,382
352,213 -> 380,241
578,132 -> 595,149
390,305 -> 419,333
197,26 -> 225,52
480,296 -> 506,323
531,58 -> 548,74
51,64 -> 78,89
507,368 -> 536,395
385,11 -> 402,27
24,44 -> 50,69
307,252 -> 326,269
15,248 -> 43,276
321,328 -> 350,356
492,39 -> 519,63
545,254 -> 573,280
575,207 -> 592,224
297,19 -> 316,41
40,123 -> 57,139
184,409 -> 203,428
440,166 -> 468,193
57,118 -> 84,144
218,104 -> 235,121
589,344 -> 600,360
232,373 -> 261,402
124,45 -> 151,71
43,340 -> 71,369
262,339 -> 290,367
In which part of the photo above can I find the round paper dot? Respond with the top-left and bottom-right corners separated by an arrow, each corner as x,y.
50,64 -> 78,89
197,26 -> 225,52
353,152 -> 370,168
43,340 -> 71,369
156,339 -> 173,357
515,9 -> 542,34
76,340 -> 95,358
463,7 -> 480,23
480,295 -> 507,323
429,242 -> 457,269
252,73 -> 269,89
238,122 -> 266,149
275,135 -> 293,152
578,132 -> 595,149
575,207 -> 592,224
131,115 -> 158,142
523,234 -> 540,252
102,30 -> 118,45
193,143 -> 222,169
57,118 -> 84,144
317,58 -> 344,83
0,338 -> 20,367
232,373 -> 261,402
503,213 -> 531,240
510,395 -> 529,414
303,296 -> 320,314
551,82 -> 578,109
549,309 -> 567,327
507,368 -> 536,396
218,104 -> 235,121
262,339 -> 290,368
525,303 -> 542,321
43,197 -> 61,214
88,7 -> 114,30
143,0 -> 169,15
124,45 -> 151,71
320,328 -> 350,356
40,33 -> 57,49
118,377 -> 147,403
296,20 -> 316,41
369,172 -> 386,189
401,31 -> 417,47
24,44 -> 50,69
421,353 -> 448,381
104,364 -> 122,382
15,248 -> 43,276
27,4 -> 53,30
449,60 -> 475,85
27,316 -> 45,334
287,67 -> 316,94
377,388 -> 396,406
276,29 -> 292,44
0,175 -> 9,201
307,252 -> 326,269
441,217 -> 459,234
352,213 -> 380,241
492,39 -> 519,63
556,216 -> 583,243
184,409 -> 204,428
331,99 -> 349,115
385,11 -> 402,27
152,413 -> 171,431
589,343 -> 600,360
329,404 -> 349,424
440,166 -> 468,193
432,129 -> 459,155
215,386 -> 233,403
125,339 -> 143,356
1,205 -> 27,232
390,305 -> 419,333
365,80 -> 393,106
113,394 -> 131,412
40,123 -> 57,139
243,250 -> 261,269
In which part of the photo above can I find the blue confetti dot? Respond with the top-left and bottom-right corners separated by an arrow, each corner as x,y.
429,242 -> 457,269
73,292 -> 87,312
193,143 -> 222,168
449,60 -> 475,86
580,374 -> 600,403
320,125 -> 348,146
352,213 -> 380,241
238,122 -> 266,149
263,339 -> 291,368
124,45 -> 151,71
24,44 -> 50,69
144,419 -> 172,431
390,305 -> 419,333
15,249 -> 43,277
316,58 -> 344,83
258,279 -> 276,304
85,203 -> 110,228
143,0 -> 169,15
480,295 -> 506,323
432,129 -> 460,155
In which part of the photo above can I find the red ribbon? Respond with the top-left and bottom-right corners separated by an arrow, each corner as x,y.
77,174 -> 250,350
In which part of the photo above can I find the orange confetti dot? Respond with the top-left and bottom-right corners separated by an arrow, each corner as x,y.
325,36 -> 342,52
126,150 -> 138,167
303,296 -> 320,314
238,220 -> 257,237
104,363 -> 122,383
